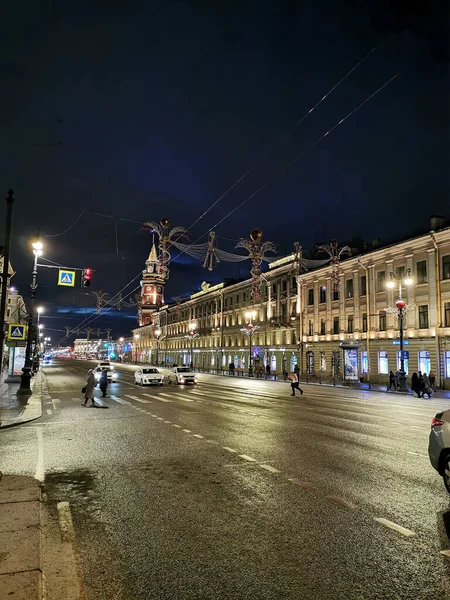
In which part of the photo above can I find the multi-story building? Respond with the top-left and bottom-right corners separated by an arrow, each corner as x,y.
132,221 -> 450,388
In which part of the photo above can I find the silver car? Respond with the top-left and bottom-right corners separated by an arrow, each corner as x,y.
428,410 -> 450,493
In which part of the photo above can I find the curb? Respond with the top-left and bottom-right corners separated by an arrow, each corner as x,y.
0,372 -> 45,430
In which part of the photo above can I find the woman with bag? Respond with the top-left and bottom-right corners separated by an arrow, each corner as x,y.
288,371 -> 303,397
83,369 -> 97,407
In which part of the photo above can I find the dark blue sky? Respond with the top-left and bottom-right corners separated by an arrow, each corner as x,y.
0,0 -> 448,340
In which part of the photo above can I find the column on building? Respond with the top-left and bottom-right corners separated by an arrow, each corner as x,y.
313,280 -> 319,336
353,269 -> 360,332
339,275 -> 345,335
428,248 -> 438,329
405,254 -> 414,330
368,265 -> 376,333
386,259 -> 394,331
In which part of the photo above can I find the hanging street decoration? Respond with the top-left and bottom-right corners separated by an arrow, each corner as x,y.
317,240 -> 351,291
91,289 -> 111,314
235,229 -> 276,302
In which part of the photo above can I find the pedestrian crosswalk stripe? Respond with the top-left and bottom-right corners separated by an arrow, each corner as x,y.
124,394 -> 151,404
109,395 -> 132,405
155,393 -> 174,402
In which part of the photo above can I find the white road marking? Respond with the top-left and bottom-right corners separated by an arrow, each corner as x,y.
35,428 -> 45,482
259,464 -> 280,473
173,424 -> 181,428
193,434 -> 204,439
164,420 -> 172,423
46,408 -> 52,415
71,398 -> 80,403
57,501 -> 75,542
196,400 -> 203,403
154,393 -> 174,402
374,518 -> 415,537
124,394 -> 147,402
157,417 -> 164,420
109,395 -> 132,405
188,390 -> 208,396
205,440 -> 217,444
182,429 -> 191,433
223,447 -> 237,453
238,454 -> 257,462
288,478 -> 312,489
407,451 -> 428,457
410,425 -> 422,429
151,415 -> 158,418
326,496 -> 355,509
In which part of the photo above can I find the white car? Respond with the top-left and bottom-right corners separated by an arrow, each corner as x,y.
168,367 -> 198,385
134,367 -> 164,386
97,361 -> 113,370
94,367 -> 117,382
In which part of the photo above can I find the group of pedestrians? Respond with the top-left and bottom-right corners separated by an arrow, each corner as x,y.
411,370 -> 436,398
82,368 -> 109,407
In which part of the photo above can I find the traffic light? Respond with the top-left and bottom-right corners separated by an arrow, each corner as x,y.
82,268 -> 91,288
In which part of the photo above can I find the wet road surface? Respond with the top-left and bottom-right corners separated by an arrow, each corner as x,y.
1,359 -> 450,599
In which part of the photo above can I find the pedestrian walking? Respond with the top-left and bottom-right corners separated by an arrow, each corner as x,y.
294,363 -> 300,377
422,373 -> 432,398
411,372 -> 419,397
418,371 -> 424,398
389,370 -> 396,390
229,362 -> 235,376
429,369 -> 436,392
265,364 -> 271,379
99,368 -> 108,397
83,369 -> 97,407
288,372 -> 303,396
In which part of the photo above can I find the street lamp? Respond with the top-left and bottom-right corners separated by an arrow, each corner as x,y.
185,322 -> 199,369
154,328 -> 162,366
386,269 -> 413,391
18,235 -> 43,394
241,310 -> 259,377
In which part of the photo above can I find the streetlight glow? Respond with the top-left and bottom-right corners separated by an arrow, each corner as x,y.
386,280 -> 396,289
404,276 -> 413,286
37,306 -> 44,314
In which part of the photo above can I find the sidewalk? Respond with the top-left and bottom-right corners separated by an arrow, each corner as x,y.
0,474 -> 43,600
0,371 -> 44,429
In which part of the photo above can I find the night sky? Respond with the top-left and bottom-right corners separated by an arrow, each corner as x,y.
0,1 -> 448,341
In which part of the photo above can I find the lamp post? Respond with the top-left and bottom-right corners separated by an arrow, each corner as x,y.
386,269 -> 413,391
241,310 -> 259,377
186,322 -> 199,369
134,334 -> 140,363
154,328 -> 162,366
18,235 -> 43,394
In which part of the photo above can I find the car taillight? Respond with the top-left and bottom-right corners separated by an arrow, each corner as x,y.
431,418 -> 445,428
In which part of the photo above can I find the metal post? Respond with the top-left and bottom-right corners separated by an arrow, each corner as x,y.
398,307 -> 407,390
0,190 -> 14,377
190,336 -> 193,369
248,330 -> 253,377
18,250 -> 39,394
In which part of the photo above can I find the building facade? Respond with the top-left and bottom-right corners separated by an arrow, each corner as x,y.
132,226 -> 450,388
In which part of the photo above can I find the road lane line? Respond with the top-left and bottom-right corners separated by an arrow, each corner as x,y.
182,429 -> 191,433
57,501 -> 75,542
173,424 -> 181,428
374,518 -> 415,537
238,454 -> 257,462
205,440 -> 217,444
46,408 -> 52,415
164,420 -> 172,423
223,447 -> 237,453
157,417 -> 164,420
407,451 -> 428,457
109,395 -> 132,405
154,393 -> 174,402
288,478 -> 312,489
326,496 -> 355,509
259,464 -> 280,473
193,434 -> 204,438
35,428 -> 45,482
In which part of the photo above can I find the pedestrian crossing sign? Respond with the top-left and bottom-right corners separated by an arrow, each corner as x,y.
58,269 -> 76,287
8,324 -> 26,340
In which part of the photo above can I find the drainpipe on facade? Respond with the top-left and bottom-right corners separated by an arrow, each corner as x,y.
430,231 -> 442,387
358,257 -> 371,389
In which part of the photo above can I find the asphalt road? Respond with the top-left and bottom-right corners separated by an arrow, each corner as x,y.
1,359 -> 450,599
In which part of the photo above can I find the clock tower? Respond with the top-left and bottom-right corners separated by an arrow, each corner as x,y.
139,242 -> 165,326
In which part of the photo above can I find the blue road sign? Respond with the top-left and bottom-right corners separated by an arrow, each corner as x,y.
399,350 -> 410,360
58,269 -> 76,287
8,324 -> 26,341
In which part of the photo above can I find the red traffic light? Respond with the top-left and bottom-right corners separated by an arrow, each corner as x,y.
82,268 -> 92,288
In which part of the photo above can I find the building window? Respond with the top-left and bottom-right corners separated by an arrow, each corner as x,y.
332,289 -> 339,301
346,279 -> 353,298
444,302 -> 450,328
291,277 -> 297,289
362,312 -> 368,333
282,279 -> 287,292
243,292 -> 246,302
395,266 -> 405,280
361,351 -> 368,374
377,271 -> 386,292
397,351 -> 409,375
320,319 -> 326,335
418,305 -> 429,329
443,255 -> 450,280
320,351 -> 326,371
320,286 -> 326,303
306,351 -> 315,375
445,351 -> 450,378
360,275 -> 367,296
379,311 -> 387,331
308,320 -> 314,336
347,315 -> 354,334
416,260 -> 427,284
308,289 -> 314,306
418,350 -> 431,374
333,316 -> 339,334
378,351 -> 389,374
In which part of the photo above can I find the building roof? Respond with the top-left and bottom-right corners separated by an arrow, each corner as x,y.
146,243 -> 158,263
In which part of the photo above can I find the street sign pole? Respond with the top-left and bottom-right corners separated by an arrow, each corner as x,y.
0,190 -> 14,377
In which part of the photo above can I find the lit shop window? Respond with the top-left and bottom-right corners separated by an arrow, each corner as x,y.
361,351 -> 368,374
378,351 -> 389,375
306,351 -> 315,375
418,351 -> 431,374
445,352 -> 450,379
396,352 -> 409,375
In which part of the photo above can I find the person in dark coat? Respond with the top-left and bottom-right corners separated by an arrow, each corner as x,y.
83,369 -> 97,407
229,362 -> 235,376
418,372 -> 424,398
411,372 -> 419,397
389,370 -> 396,390
265,364 -> 271,379
99,369 -> 108,397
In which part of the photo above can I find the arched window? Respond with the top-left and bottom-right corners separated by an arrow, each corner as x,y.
306,351 -> 315,375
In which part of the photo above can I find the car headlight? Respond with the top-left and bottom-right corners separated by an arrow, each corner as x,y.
180,378 -> 185,383
112,373 -> 117,379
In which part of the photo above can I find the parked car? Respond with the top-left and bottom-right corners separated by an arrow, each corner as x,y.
134,367 -> 164,386
429,409 -> 450,493
168,367 -> 198,385
97,361 -> 113,370
94,366 -> 117,382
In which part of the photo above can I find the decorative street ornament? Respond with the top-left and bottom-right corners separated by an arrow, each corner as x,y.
317,240 -> 351,292
143,218 -> 186,282
91,289 -> 111,314
236,229 -> 276,302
